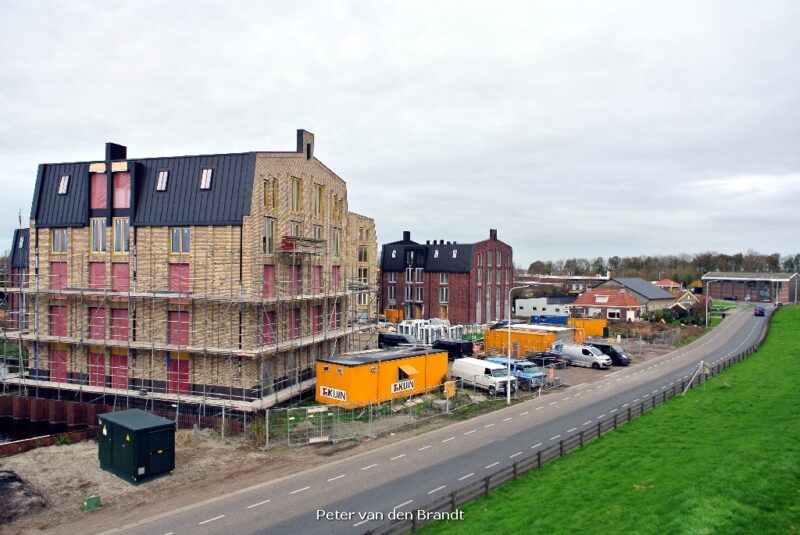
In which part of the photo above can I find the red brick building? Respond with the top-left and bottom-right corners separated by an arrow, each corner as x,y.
379,229 -> 513,324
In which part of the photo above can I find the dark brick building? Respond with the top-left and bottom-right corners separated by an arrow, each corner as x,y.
379,229 -> 513,324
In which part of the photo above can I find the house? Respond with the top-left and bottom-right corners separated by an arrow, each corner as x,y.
701,272 -> 800,303
571,288 -> 644,322
671,290 -> 701,318
1,130 -> 377,409
513,295 -> 575,320
596,277 -> 676,312
653,278 -> 683,294
379,229 -> 513,324
514,272 -> 609,294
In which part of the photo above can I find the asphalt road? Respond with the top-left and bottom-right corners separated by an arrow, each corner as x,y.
106,308 -> 768,535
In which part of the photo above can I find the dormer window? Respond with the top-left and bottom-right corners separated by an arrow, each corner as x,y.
595,295 -> 609,303
452,249 -> 458,258
391,249 -> 396,258
57,175 -> 70,195
156,171 -> 169,191
200,168 -> 213,190
434,249 -> 439,258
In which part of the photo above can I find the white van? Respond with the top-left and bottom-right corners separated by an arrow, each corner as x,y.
556,343 -> 612,369
450,357 -> 518,396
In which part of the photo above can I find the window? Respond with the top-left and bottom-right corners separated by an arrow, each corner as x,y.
331,266 -> 341,292
88,307 -> 106,340
289,221 -> 302,238
497,251 -> 501,266
388,272 -> 397,283
365,229 -> 370,240
271,178 -> 278,208
291,177 -> 302,212
416,287 -> 423,301
50,305 -> 67,337
477,267 -> 482,285
57,175 -> 70,195
358,227 -> 364,241
405,267 -> 413,282
170,227 -> 190,254
313,184 -> 324,216
358,267 -> 368,283
200,168 -> 213,190
263,265 -> 275,298
388,285 -> 396,300
391,249 -> 396,259
112,263 -> 130,292
111,309 -> 128,341
18,235 -> 24,249
113,218 -> 129,253
288,265 -> 301,297
90,173 -> 107,209
478,253 -> 483,266
156,171 -> 169,191
331,228 -> 340,256
50,262 -> 67,290
168,311 -> 190,346
440,272 -> 449,285
313,225 -> 322,241
496,270 -> 500,284
453,249 -> 458,259
262,311 -> 275,345
358,246 -> 368,263
90,218 -> 107,253
608,310 -> 621,320
89,262 -> 105,289
439,287 -> 449,303
263,218 -> 275,254
405,285 -> 413,301
415,268 -> 424,283
313,265 -> 322,293
169,263 -> 190,293
434,249 -> 439,259
51,228 -> 68,253
113,172 -> 131,208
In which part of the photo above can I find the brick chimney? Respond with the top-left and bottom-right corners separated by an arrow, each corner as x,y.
489,229 -> 498,241
296,129 -> 314,160
105,143 -> 127,161
403,230 -> 411,242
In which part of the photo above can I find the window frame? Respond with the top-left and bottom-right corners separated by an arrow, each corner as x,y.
331,227 -> 340,256
51,228 -> 68,254
263,218 -> 275,254
112,217 -> 130,254
90,217 -> 107,254
170,227 -> 191,255
156,170 -> 169,192
200,168 -> 213,190
57,175 -> 70,195
290,177 -> 302,212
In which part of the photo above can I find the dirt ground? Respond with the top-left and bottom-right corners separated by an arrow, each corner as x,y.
0,340 -> 674,535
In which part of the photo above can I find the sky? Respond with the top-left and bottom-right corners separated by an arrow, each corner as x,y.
1,1 -> 798,268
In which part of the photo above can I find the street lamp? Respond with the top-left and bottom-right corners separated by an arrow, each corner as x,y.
705,280 -> 718,328
507,284 -> 534,405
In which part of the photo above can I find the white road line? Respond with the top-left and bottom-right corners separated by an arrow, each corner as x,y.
442,437 -> 455,443
361,464 -> 378,470
583,421 -> 592,426
535,407 -> 543,411
510,451 -> 523,458
418,445 -> 431,451
610,409 -> 617,413
247,499 -> 271,509
485,461 -> 500,469
549,402 -> 557,406
643,394 -> 650,398
574,393 -> 582,397
394,499 -> 414,511
520,411 -> 529,415
502,417 -> 513,422
597,415 -> 605,419
327,474 -> 346,482
633,399 -> 640,403
390,454 -> 406,461
428,485 -> 447,495
661,386 -> 667,390
464,430 -> 476,435
353,519 -> 370,527
290,486 -> 310,495
485,423 -> 496,428
622,403 -> 629,408
458,473 -> 474,481
615,378 -> 621,382
531,442 -> 542,449
669,382 -> 674,385
567,427 -> 577,433
652,390 -> 659,394
199,515 -> 225,525
550,434 -> 561,441
564,397 -> 571,400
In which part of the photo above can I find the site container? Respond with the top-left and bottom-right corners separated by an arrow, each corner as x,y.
568,318 -> 608,337
483,328 -> 557,356
383,309 -> 404,324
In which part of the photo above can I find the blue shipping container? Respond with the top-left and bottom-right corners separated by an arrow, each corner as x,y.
530,315 -> 569,325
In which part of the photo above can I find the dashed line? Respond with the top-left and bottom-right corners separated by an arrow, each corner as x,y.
633,399 -> 640,403
661,386 -> 667,390
464,430 -> 476,435
199,515 -> 225,525
610,409 -> 617,413
428,485 -> 447,494
615,378 -> 622,382
394,499 -> 413,511
458,473 -> 474,481
510,451 -> 523,458
623,403 -> 629,408
502,417 -> 513,422
485,423 -> 496,428
520,411 -> 529,415
290,486 -> 310,495
550,434 -> 561,441
549,402 -> 557,406
643,394 -> 650,398
597,415 -> 605,420
485,461 -> 500,469
442,437 -> 455,443
418,445 -> 431,451
574,393 -> 582,397
652,390 -> 659,394
361,464 -> 378,470
583,420 -> 592,426
247,499 -> 271,509
327,474 -> 346,482
563,397 -> 571,400
390,454 -> 406,461
535,407 -> 543,411
531,442 -> 542,449
567,427 -> 577,433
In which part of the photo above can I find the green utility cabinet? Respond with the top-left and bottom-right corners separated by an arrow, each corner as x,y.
97,409 -> 176,485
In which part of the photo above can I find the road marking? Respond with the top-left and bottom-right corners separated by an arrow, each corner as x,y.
361,464 -> 378,470
643,394 -> 650,398
442,437 -> 455,443
353,518 -> 370,527
610,409 -> 617,413
531,442 -> 542,449
458,473 -> 474,481
535,407 -> 543,411
567,427 -> 577,433
623,403 -> 629,408
615,378 -> 622,382
550,434 -> 561,441
549,402 -> 557,406
597,415 -> 605,419
633,399 -> 640,403
564,397 -> 571,400
247,499 -> 271,509
652,390 -> 659,394
485,423 -> 496,428
520,411 -> 529,415
290,486 -> 310,495
428,485 -> 447,494
394,499 -> 413,510
583,421 -> 592,426
464,430 -> 476,435
502,417 -> 513,422
418,445 -> 431,451
661,386 -> 667,390
510,451 -> 523,458
390,454 -> 406,461
199,515 -> 224,525
327,474 -> 346,482
669,382 -> 674,385
574,393 -> 581,397
485,461 -> 500,469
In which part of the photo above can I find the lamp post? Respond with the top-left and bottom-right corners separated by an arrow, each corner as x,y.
704,280 -> 718,328
507,284 -> 534,405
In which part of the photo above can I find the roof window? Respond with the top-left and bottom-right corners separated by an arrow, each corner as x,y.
200,168 -> 213,190
434,249 -> 439,258
156,171 -> 169,191
452,249 -> 458,258
57,175 -> 70,195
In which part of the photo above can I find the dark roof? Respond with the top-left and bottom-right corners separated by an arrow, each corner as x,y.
380,242 -> 476,273
98,408 -> 176,431
9,229 -> 29,269
702,271 -> 799,282
319,347 -> 445,366
31,163 -> 90,226
605,277 -> 675,301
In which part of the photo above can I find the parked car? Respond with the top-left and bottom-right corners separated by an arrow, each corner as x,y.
584,340 -> 632,366
486,357 -> 545,390
378,333 -> 417,348
554,343 -> 612,369
450,357 -> 517,396
754,306 -> 765,316
524,351 -> 569,369
432,339 -> 474,361
723,296 -> 737,301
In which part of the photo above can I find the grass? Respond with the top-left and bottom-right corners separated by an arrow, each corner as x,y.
421,306 -> 800,535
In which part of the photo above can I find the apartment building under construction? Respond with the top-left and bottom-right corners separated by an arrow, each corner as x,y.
2,129 -> 377,409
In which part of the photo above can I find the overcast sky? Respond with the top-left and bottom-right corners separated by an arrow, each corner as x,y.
1,1 -> 798,267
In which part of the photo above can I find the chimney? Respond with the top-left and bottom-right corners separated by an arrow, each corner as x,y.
296,129 -> 314,160
105,143 -> 127,161
402,230 -> 411,242
489,229 -> 498,241
426,240 -> 430,245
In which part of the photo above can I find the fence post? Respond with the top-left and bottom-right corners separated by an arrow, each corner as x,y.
537,450 -> 542,468
628,406 -> 632,420
559,440 -> 564,457
484,475 -> 490,496
513,462 -> 518,479
613,414 -> 617,429
579,431 -> 583,447
652,397 -> 656,410
264,409 -> 269,450
221,404 -> 225,440
597,422 -> 601,436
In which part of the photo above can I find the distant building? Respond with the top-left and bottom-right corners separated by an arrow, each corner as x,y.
514,272 -> 609,294
514,296 -> 575,319
379,229 -> 513,324
571,288 -> 644,322
653,278 -> 683,294
596,277 -> 675,312
701,272 -> 800,303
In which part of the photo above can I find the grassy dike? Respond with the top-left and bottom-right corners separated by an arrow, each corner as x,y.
422,307 -> 800,534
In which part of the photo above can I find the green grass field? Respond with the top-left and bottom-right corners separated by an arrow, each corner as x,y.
423,306 -> 800,535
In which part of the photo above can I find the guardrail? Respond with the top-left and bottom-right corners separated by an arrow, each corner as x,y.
365,311 -> 772,535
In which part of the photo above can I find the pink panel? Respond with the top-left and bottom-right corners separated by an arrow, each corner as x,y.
112,172 -> 131,208
313,266 -> 322,294
263,265 -> 275,298
89,352 -> 105,386
89,262 -> 105,289
112,263 -> 130,292
90,173 -> 107,209
331,266 -> 340,293
169,263 -> 190,293
111,309 -> 128,341
51,262 -> 67,290
312,305 -> 322,334
169,311 -> 190,346
50,350 -> 68,382
167,358 -> 190,394
262,311 -> 275,344
88,307 -> 106,340
289,265 -> 301,297
50,306 -> 67,337
110,354 -> 128,389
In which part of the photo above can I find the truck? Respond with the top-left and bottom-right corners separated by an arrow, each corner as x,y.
485,357 -> 545,390
450,357 -> 518,396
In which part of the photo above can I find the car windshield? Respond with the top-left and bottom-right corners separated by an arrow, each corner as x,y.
516,364 -> 539,373
611,345 -> 625,353
491,368 -> 510,377
588,347 -> 605,356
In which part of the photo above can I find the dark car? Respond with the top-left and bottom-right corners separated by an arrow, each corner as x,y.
378,333 -> 417,348
723,296 -> 737,301
431,339 -> 474,361
584,340 -> 632,366
525,351 -> 569,369
754,306 -> 765,316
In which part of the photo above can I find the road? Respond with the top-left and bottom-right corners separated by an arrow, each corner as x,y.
106,308 -> 768,535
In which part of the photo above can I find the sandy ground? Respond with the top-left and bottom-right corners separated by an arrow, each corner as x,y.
0,340 -> 673,535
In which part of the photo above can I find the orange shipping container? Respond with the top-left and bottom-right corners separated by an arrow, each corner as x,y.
383,309 -> 404,324
568,318 -> 607,337
483,329 -> 556,356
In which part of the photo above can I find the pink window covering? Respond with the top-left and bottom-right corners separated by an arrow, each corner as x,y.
262,310 -> 275,344
312,305 -> 322,334
167,357 -> 190,394
89,262 -> 105,289
90,173 -> 107,209
169,311 -> 190,346
50,306 -> 67,337
169,263 -> 190,293
330,303 -> 340,330
288,265 -> 301,297
312,266 -> 322,294
51,262 -> 67,290
263,265 -> 275,298
331,266 -> 340,293
110,354 -> 128,389
112,172 -> 131,208
112,263 -> 130,292
89,352 -> 105,386
111,309 -> 128,341
50,350 -> 68,382
88,307 -> 106,340
288,308 -> 300,339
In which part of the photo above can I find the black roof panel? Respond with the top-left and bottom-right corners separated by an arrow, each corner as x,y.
9,228 -> 29,269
